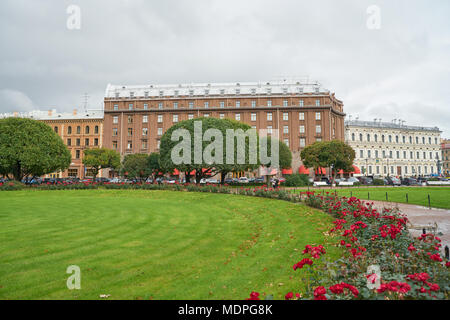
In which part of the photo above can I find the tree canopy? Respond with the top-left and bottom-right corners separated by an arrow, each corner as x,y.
300,140 -> 355,180
121,153 -> 151,181
83,148 -> 120,180
0,118 -> 71,180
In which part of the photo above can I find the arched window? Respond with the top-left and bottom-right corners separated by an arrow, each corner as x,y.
54,126 -> 58,133
409,136 -> 412,143
367,134 -> 371,142
374,134 -> 378,142
77,126 -> 81,134
351,133 -> 355,141
68,126 -> 72,134
94,126 -> 99,134
85,126 -> 90,134
389,135 -> 392,143
359,133 -> 363,141
382,135 -> 385,143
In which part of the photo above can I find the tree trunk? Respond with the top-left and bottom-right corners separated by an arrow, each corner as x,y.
220,172 -> 227,185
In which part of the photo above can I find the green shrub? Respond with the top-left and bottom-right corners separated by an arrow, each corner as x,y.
372,179 -> 385,186
0,180 -> 24,191
284,174 -> 310,187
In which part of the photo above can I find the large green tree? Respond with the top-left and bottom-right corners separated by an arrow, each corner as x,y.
300,140 -> 355,182
259,137 -> 292,181
0,118 -> 71,181
83,148 -> 120,181
121,153 -> 151,181
160,117 -> 260,184
147,152 -> 163,180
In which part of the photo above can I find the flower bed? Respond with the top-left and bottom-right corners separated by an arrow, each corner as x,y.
247,192 -> 449,300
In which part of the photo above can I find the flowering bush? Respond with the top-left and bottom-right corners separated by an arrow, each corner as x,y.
247,192 -> 449,300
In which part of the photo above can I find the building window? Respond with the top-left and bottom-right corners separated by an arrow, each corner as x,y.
367,134 -> 370,142
85,138 -> 89,146
128,116 -> 133,124
299,125 -> 305,134
316,137 -> 322,142
94,138 -> 98,146
315,112 -> 321,120
374,134 -> 378,142
158,128 -> 163,136
283,100 -> 288,107
142,140 -> 148,149
128,128 -> 133,136
220,101 -> 225,108
389,135 -> 392,143
267,112 -> 272,121
299,112 -> 305,120
235,113 -> 241,121
94,126 -> 99,134
85,126 -> 90,134
76,138 -> 80,146
189,102 -> 194,109
315,100 -> 320,106
157,140 -> 161,149
142,128 -> 148,136
204,113 -> 210,118
158,102 -> 163,110
129,104 -> 133,110
267,126 -> 273,134
283,126 -> 289,134
351,133 -> 355,141
204,102 -> 209,108
67,126 -> 72,134
68,169 -> 78,177
157,115 -> 163,123
112,141 -> 118,149
251,113 -> 256,121
300,138 -> 306,148
173,102 -> 178,109
283,113 -> 289,121
113,128 -> 118,136
316,125 -> 321,134
219,113 -> 225,119
76,150 -> 80,159
173,114 -> 179,123
267,100 -> 272,107
113,116 -> 118,124
144,104 -> 148,110
236,101 -> 240,108
396,136 -> 399,143
77,126 -> 81,134
188,114 -> 194,120
67,138 -> 71,146
114,104 -> 119,111
299,100 -> 304,107
127,141 -> 132,149
284,139 -> 289,147
251,101 -> 256,108
360,150 -> 364,158
368,150 -> 372,158
143,115 -> 148,123
382,135 -> 385,143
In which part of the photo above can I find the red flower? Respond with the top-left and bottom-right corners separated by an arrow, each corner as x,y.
293,258 -> 313,270
246,292 -> 260,300
285,292 -> 293,300
313,286 -> 327,297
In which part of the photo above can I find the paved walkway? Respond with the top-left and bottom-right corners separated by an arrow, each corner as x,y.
367,200 -> 450,251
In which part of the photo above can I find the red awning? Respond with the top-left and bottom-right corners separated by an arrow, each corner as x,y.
315,167 -> 326,175
282,168 -> 293,175
298,165 -> 310,174
351,165 -> 361,174
188,169 -> 212,176
172,169 -> 180,175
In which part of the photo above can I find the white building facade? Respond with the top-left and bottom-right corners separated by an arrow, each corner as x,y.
345,120 -> 442,178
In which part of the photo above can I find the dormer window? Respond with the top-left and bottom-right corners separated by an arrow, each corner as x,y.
189,89 -> 194,96
266,88 -> 272,94
174,90 -> 179,97
251,88 -> 256,95
115,92 -> 120,98
315,87 -> 320,93
220,89 -> 225,95
204,89 -> 209,96
130,91 -> 134,98
283,88 -> 288,95
159,90 -> 164,97
235,89 -> 240,95
144,91 -> 149,98
298,87 -> 303,94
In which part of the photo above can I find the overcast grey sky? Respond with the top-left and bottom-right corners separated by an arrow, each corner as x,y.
1,0 -> 449,136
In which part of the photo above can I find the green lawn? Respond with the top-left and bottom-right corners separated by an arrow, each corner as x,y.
290,187 -> 450,209
0,190 -> 339,300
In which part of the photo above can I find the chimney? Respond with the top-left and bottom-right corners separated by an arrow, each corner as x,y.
73,109 -> 78,116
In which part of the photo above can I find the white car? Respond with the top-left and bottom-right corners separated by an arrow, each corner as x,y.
238,177 -> 249,183
110,178 -> 120,183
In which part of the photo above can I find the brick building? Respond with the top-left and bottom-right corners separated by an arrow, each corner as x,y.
103,79 -> 345,174
441,139 -> 450,176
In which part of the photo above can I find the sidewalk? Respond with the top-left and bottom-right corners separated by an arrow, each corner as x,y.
367,200 -> 450,251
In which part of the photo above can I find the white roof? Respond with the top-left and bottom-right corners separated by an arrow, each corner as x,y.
105,78 -> 330,99
0,109 -> 104,120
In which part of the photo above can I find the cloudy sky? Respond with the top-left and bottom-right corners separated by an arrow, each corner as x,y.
1,0 -> 449,136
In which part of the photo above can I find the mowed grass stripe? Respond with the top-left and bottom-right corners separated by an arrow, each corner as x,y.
0,190 -> 340,300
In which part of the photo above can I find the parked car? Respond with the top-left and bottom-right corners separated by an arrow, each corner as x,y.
238,177 -> 249,184
255,177 -> 265,183
358,177 -> 373,185
224,178 -> 234,184
248,177 -> 255,183
320,177 -> 331,185
386,176 -> 401,186
401,177 -> 418,186
110,177 -> 121,183
206,179 -> 219,184
347,177 -> 359,183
